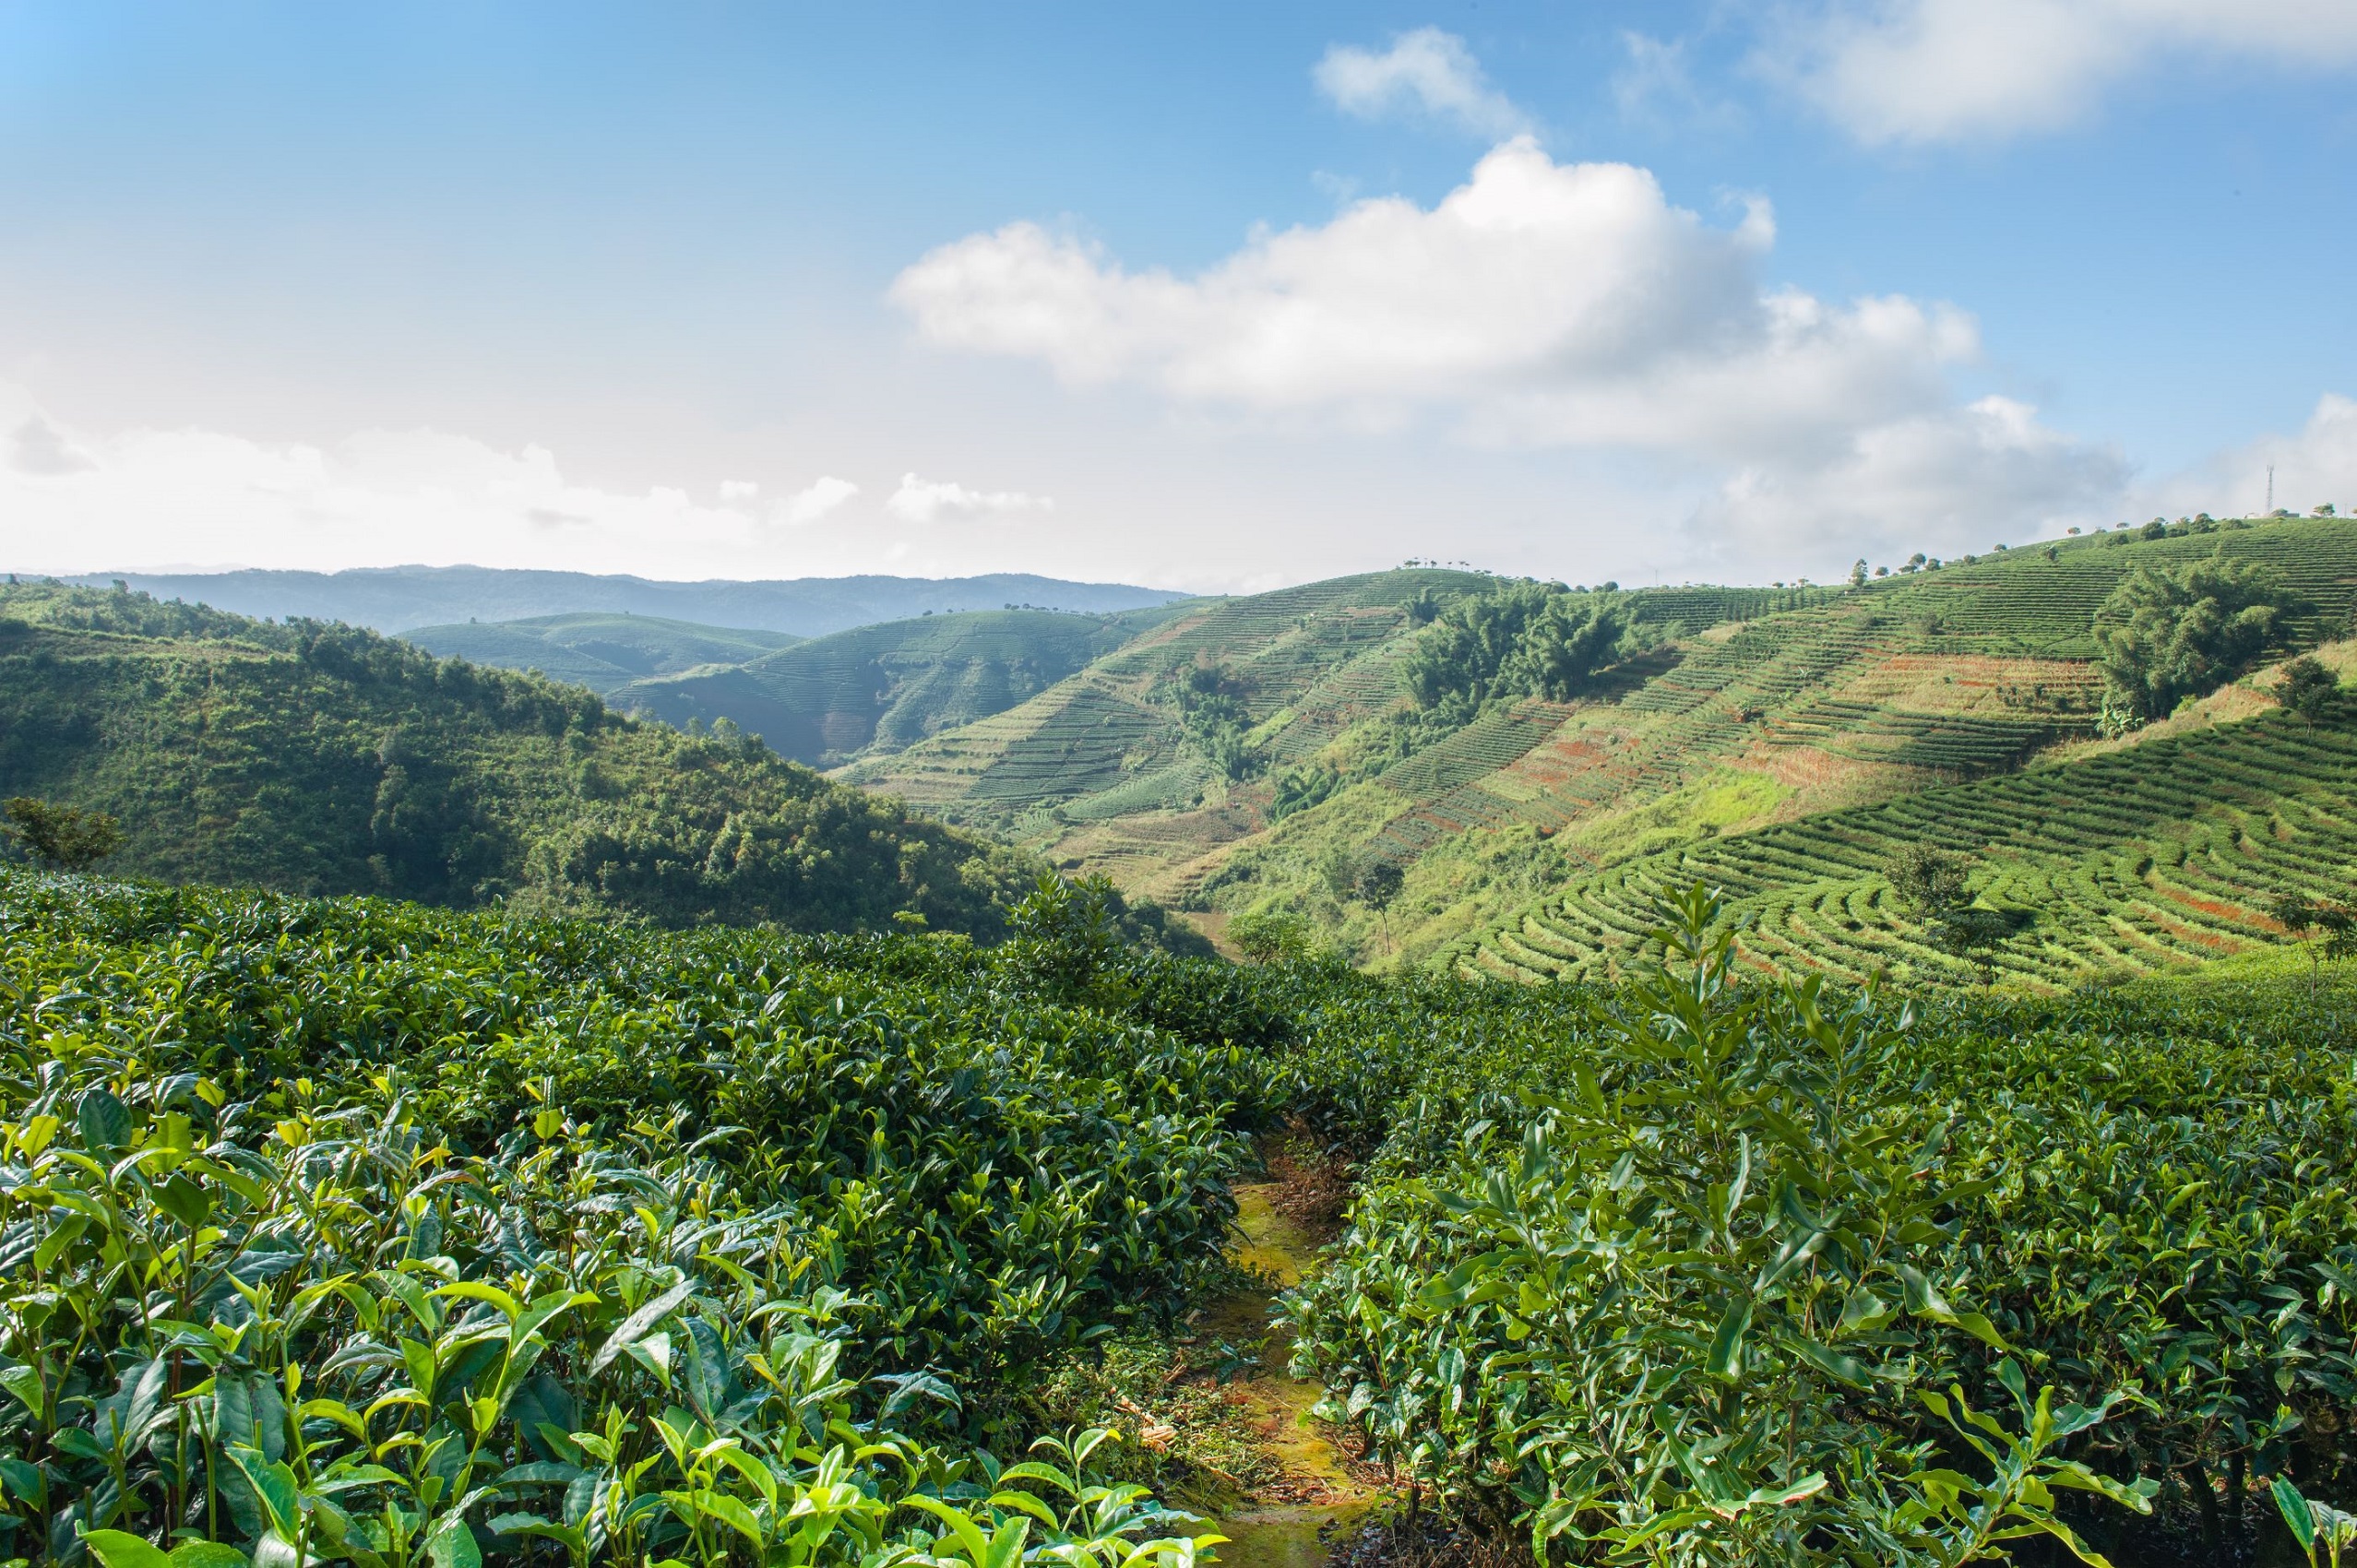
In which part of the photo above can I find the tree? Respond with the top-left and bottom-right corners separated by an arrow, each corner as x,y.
1887,844 -> 1970,918
1404,581 -> 1639,716
2269,891 -> 2356,998
1229,907 -> 1313,965
1887,843 -> 2028,983
1356,861 -> 1404,955
1,797 -> 124,872
1850,558 -> 1869,588
2092,550 -> 2296,720
1501,592 -> 1637,701
2279,657 -> 2343,723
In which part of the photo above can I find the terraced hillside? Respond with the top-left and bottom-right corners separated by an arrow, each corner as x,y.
844,516 -> 2357,971
841,570 -> 1494,881
609,604 -> 1190,765
1452,687 -> 2357,990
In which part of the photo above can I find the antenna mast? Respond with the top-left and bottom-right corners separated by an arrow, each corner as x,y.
2267,464 -> 2275,516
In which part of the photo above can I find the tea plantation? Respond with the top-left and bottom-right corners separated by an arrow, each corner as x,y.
7,864 -> 2357,1567
834,516 -> 2357,973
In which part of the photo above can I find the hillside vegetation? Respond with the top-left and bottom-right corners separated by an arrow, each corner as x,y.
843,516 -> 2357,980
401,612 -> 802,694
598,605 -> 1194,766
6,868 -> 2354,1565
0,582 -> 1035,933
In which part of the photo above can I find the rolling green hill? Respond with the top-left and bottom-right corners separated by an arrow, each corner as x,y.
610,603 -> 1196,765
840,516 -> 2357,979
1451,689 -> 2357,989
401,611 -> 803,693
0,581 -> 1037,932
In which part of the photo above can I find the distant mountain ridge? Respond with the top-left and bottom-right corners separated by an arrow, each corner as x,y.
55,564 -> 1186,636
0,581 -> 1040,933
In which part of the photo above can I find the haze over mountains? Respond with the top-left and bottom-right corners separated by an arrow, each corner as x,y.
62,564 -> 1184,636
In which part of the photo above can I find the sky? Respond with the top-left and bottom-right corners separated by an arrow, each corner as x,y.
1,1 -> 2353,594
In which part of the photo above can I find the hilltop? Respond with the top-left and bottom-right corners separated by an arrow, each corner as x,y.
411,602 -> 1197,766
841,516 -> 2357,981
401,611 -> 804,693
0,581 -> 1039,933
66,563 -> 1185,636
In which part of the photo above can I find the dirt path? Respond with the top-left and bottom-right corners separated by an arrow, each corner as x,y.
1202,1182 -> 1385,1568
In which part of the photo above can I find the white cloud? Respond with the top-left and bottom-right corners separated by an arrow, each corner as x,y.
1313,28 -> 1530,139
0,396 -> 873,576
1695,395 -> 2125,563
780,475 -> 859,525
718,478 -> 761,502
9,415 -> 94,476
1765,0 -> 2357,144
895,143 -> 1774,421
2140,392 -> 2357,520
884,473 -> 1052,525
890,137 -> 2117,555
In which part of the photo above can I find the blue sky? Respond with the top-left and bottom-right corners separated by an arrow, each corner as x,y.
2,1 -> 2352,591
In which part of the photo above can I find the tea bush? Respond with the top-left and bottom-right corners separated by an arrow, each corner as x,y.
1283,890 -> 2357,1562
10,863 -> 2357,1566
0,870 -> 1254,1568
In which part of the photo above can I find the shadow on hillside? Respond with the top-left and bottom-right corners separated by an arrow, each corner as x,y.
1585,641 -> 1685,701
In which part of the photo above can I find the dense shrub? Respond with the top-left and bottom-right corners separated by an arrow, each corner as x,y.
0,869 -> 1267,1568
2093,550 -> 2299,719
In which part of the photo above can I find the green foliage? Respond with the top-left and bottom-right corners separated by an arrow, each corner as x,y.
1280,888 -> 2357,1561
2270,890 -> 2357,997
996,874 -> 1139,1009
2282,657 -> 2347,723
1226,910 -> 1313,966
1459,705 -> 2357,992
0,868 -> 1262,1566
2093,550 -> 2298,719
1286,887 -> 2157,1562
2276,1476 -> 2357,1568
1268,766 -> 1339,823
1353,862 -> 1402,913
1401,582 -> 1638,720
1153,659 -> 1262,784
12,857 -> 2357,1562
0,583 -> 1034,936
1885,845 -> 1971,918
1,800 -> 123,872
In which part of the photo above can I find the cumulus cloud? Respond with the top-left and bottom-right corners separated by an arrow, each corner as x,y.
1314,28 -> 1530,139
2141,392 -> 2357,520
10,416 -> 94,476
0,398 -> 869,576
891,137 -> 2117,555
718,479 -> 761,502
1764,0 -> 2357,144
885,473 -> 1052,525
1694,395 -> 2125,564
780,475 -> 860,526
